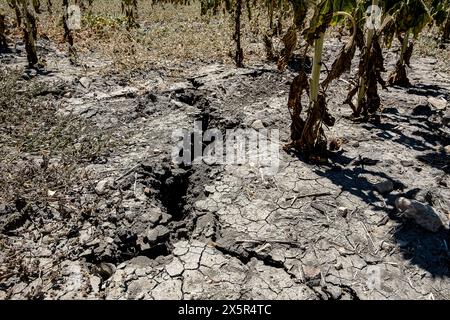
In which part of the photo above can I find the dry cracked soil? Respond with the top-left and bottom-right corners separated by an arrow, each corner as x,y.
0,37 -> 449,300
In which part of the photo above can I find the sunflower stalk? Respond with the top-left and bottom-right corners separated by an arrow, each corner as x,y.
288,6 -> 356,160
399,31 -> 409,65
355,0 -> 378,113
234,0 -> 244,67
0,12 -> 7,50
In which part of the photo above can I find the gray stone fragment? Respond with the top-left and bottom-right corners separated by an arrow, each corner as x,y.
251,119 -> 265,130
95,177 -> 114,195
428,96 -> 447,110
79,77 -> 92,89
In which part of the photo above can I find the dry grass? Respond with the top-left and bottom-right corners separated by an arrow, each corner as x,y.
0,69 -> 113,205
1,1 -> 449,75
1,0 -> 279,73
414,27 -> 450,73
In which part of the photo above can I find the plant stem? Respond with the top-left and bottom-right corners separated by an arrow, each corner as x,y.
0,12 -> 6,49
443,10 -> 450,42
399,31 -> 409,65
310,32 -> 325,104
234,0 -> 243,67
62,0 -> 73,46
20,0 -> 38,67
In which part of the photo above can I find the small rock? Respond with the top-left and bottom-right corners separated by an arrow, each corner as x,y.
160,212 -> 172,224
400,160 -> 414,167
428,96 -> 447,110
128,256 -> 153,267
108,86 -> 139,98
135,268 -> 146,277
374,180 -> 394,194
141,209 -> 162,224
145,229 -> 158,243
380,242 -> 395,251
204,185 -> 216,195
395,197 -> 444,232
95,177 -> 114,195
334,262 -> 343,270
156,225 -> 170,238
326,285 -> 342,300
79,77 -> 92,89
337,207 -> 349,218
302,265 -> 321,285
251,119 -> 265,130
254,243 -> 272,255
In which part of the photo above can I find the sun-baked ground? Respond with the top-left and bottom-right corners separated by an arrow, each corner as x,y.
0,1 -> 449,300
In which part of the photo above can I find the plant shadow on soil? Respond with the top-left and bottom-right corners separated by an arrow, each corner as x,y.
289,93 -> 449,277
317,151 -> 449,278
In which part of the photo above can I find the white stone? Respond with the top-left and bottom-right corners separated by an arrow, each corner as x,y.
428,96 -> 447,110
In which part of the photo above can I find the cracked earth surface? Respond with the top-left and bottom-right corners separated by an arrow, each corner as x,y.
1,39 -> 449,300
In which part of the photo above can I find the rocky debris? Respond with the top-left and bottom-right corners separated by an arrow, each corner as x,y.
395,197 -> 446,232
428,96 -> 447,110
145,225 -> 170,243
374,180 -> 394,194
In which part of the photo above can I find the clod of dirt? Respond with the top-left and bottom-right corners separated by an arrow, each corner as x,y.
395,197 -> 447,232
95,177 -> 115,195
401,160 -> 414,167
302,265 -> 321,286
79,77 -> 92,89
